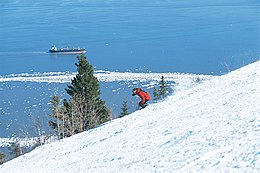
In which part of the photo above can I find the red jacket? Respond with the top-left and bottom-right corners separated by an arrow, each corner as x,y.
134,88 -> 150,104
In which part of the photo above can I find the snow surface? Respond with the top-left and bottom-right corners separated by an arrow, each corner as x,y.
0,61 -> 259,173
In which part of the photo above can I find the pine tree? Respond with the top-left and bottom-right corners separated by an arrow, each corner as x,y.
120,99 -> 129,118
65,54 -> 110,130
153,87 -> 159,101
49,54 -> 110,137
159,76 -> 167,98
0,152 -> 5,165
153,76 -> 171,101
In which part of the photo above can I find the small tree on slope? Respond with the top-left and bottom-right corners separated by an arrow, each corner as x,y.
159,76 -> 167,97
153,76 -> 171,101
120,99 -> 129,118
49,55 -> 110,137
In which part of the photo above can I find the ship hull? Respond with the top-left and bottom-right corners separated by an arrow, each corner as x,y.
49,49 -> 86,54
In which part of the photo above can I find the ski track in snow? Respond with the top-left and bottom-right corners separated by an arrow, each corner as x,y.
0,61 -> 259,172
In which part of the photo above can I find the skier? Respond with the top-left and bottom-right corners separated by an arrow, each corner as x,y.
132,88 -> 150,109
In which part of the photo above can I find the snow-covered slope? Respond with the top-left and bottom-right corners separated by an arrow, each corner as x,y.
1,61 -> 259,173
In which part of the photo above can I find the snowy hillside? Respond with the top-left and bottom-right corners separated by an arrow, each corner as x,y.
1,61 -> 259,173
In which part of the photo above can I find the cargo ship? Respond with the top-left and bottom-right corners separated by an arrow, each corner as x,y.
48,45 -> 86,54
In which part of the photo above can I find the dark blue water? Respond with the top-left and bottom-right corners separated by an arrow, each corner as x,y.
0,0 -> 259,137
1,0 -> 259,75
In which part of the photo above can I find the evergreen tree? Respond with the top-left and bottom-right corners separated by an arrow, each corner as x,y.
159,76 -> 167,98
120,99 -> 129,118
153,87 -> 160,101
0,152 -> 5,165
153,76 -> 171,101
65,54 -> 110,130
49,54 -> 110,137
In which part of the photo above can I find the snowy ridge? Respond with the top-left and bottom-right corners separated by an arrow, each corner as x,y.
0,61 -> 259,172
0,71 -> 213,83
